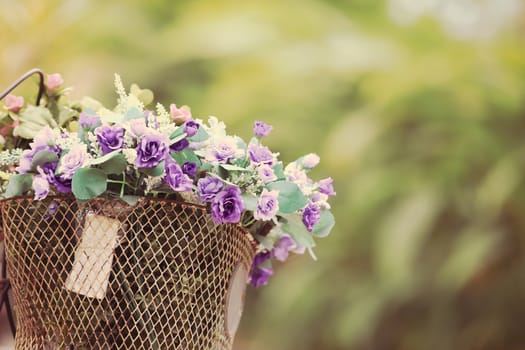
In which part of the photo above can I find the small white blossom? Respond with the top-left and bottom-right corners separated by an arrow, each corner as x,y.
122,148 -> 138,164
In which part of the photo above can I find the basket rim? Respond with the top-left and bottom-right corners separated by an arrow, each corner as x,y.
0,194 -> 260,251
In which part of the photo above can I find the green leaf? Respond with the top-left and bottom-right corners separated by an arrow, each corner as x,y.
121,195 -> 139,206
139,162 -> 165,177
170,128 -> 185,140
188,127 -> 209,142
282,213 -> 316,248
72,168 -> 107,200
171,149 -> 201,166
31,150 -> 58,170
5,174 -> 33,198
268,180 -> 308,214
273,162 -> 286,180
241,194 -> 258,211
123,107 -> 144,121
98,154 -> 127,174
312,210 -> 335,238
220,164 -> 251,172
90,150 -> 122,165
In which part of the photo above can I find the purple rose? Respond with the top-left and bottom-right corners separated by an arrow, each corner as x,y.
182,161 -> 197,178
257,164 -> 277,183
249,251 -> 273,287
302,203 -> 321,232
210,185 -> 244,224
318,177 -> 336,196
164,159 -> 193,192
135,130 -> 169,168
17,127 -> 60,173
249,266 -> 273,288
197,176 -> 224,202
32,175 -> 49,200
248,143 -> 274,165
170,138 -> 189,152
253,189 -> 279,221
39,162 -> 72,193
95,125 -> 125,155
184,120 -> 200,137
79,112 -> 100,130
271,236 -> 296,262
253,121 -> 272,138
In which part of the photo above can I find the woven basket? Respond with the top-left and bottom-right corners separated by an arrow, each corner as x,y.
1,195 -> 256,350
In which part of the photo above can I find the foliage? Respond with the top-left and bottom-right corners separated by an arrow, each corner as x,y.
4,74 -> 335,288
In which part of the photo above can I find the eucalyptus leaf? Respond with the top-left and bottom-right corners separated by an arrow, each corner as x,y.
241,194 -> 258,211
121,195 -> 140,206
220,164 -> 251,172
170,128 -> 185,140
31,150 -> 58,169
5,174 -> 33,198
188,127 -> 209,142
123,107 -> 144,121
282,213 -> 316,248
171,149 -> 201,166
273,162 -> 286,180
90,150 -> 122,165
312,210 -> 335,238
268,180 -> 308,213
140,162 -> 165,177
98,154 -> 127,175
72,168 -> 107,200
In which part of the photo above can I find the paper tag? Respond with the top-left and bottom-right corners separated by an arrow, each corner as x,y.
64,212 -> 121,299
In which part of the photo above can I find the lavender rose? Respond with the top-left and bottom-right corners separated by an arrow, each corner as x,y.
79,112 -> 100,130
58,145 -> 89,179
318,177 -> 336,196
248,143 -> 274,165
95,125 -> 125,155
197,176 -> 224,202
257,164 -> 277,183
32,175 -> 49,200
182,161 -> 197,178
271,236 -> 296,262
164,159 -> 193,192
170,138 -> 189,152
211,185 -> 244,224
253,121 -> 272,137
249,251 -> 273,287
135,130 -> 169,168
184,120 -> 200,137
302,203 -> 321,232
39,162 -> 71,193
253,189 -> 279,221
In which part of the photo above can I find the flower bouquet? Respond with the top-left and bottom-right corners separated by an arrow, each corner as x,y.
0,70 -> 336,349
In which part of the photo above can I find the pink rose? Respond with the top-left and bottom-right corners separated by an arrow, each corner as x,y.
4,94 -> 24,113
169,104 -> 192,125
46,73 -> 64,92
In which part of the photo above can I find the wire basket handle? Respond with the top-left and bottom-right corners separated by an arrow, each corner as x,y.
0,68 -> 45,106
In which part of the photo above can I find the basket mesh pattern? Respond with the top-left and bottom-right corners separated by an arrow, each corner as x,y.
1,196 -> 256,350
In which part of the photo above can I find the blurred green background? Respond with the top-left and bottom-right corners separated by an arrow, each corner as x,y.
2,0 -> 525,349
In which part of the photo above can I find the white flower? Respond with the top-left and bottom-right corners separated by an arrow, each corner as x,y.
122,148 -> 138,164
302,153 -> 320,169
205,135 -> 244,164
58,144 -> 90,179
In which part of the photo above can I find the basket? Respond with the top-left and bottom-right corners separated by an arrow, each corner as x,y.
1,195 -> 256,349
